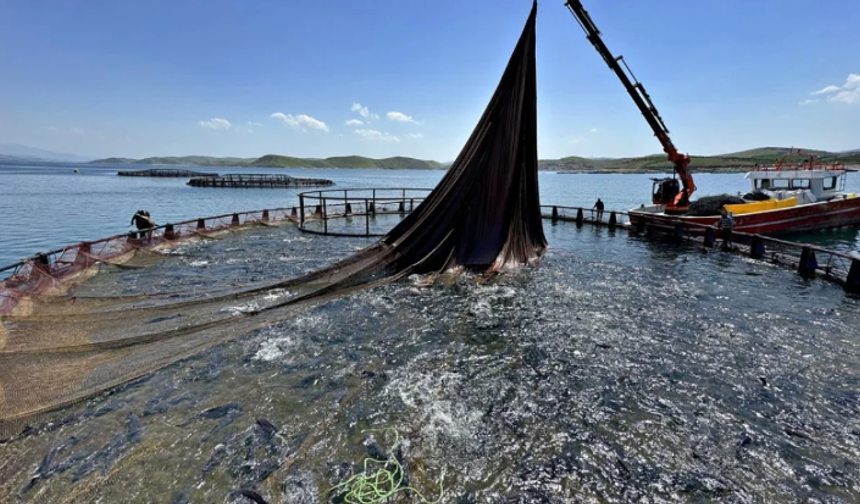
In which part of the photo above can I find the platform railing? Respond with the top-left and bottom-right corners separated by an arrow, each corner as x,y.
0,206 -> 305,314
540,204 -> 631,228
297,188 -> 432,237
629,213 -> 860,293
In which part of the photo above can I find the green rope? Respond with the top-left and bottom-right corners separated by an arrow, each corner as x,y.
329,428 -> 445,504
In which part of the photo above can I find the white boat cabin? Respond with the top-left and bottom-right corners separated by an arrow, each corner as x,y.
745,167 -> 849,205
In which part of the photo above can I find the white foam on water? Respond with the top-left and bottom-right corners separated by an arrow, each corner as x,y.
384,364 -> 483,448
219,300 -> 260,315
250,313 -> 327,363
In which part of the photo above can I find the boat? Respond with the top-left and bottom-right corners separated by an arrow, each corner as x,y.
629,150 -> 860,235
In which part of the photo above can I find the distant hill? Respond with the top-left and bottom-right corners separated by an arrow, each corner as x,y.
93,156 -> 256,167
542,147 -> 860,173
0,143 -> 93,163
91,154 -> 445,170
89,147 -> 860,173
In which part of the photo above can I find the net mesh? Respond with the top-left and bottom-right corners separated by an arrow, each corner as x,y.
0,2 -> 543,438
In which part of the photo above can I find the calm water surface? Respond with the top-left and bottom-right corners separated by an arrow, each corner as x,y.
3,162 -> 860,267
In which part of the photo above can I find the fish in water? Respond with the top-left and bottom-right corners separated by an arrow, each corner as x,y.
143,384 -> 196,417
19,436 -> 86,495
230,488 -> 269,504
255,417 -> 279,439
72,412 -> 144,482
179,402 -> 242,440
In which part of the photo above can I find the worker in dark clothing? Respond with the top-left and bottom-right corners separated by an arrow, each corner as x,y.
130,210 -> 156,239
719,208 -> 734,250
593,198 -> 605,221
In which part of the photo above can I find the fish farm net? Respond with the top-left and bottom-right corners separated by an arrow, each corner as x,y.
0,2 -> 543,439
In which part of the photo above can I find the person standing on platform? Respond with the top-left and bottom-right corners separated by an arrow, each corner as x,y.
593,198 -> 605,221
130,210 -> 156,239
719,208 -> 734,249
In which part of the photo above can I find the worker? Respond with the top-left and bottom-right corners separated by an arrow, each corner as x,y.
130,210 -> 156,239
719,208 -> 734,250
593,198 -> 605,221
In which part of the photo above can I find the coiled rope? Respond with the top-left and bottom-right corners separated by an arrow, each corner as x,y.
330,429 -> 445,504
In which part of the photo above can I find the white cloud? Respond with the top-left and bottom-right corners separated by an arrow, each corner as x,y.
386,111 -> 422,124
247,121 -> 263,127
351,103 -> 379,120
345,119 -> 364,126
812,85 -> 841,95
808,74 -> 860,105
198,118 -> 232,130
590,127 -> 599,133
799,98 -> 819,106
270,112 -> 329,132
405,133 -> 425,139
354,129 -> 400,142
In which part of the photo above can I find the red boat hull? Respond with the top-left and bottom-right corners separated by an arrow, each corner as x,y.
630,196 -> 860,235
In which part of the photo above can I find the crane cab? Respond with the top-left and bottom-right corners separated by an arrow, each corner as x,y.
652,177 -> 680,206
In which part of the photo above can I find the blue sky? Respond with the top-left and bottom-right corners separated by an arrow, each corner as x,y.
0,0 -> 857,161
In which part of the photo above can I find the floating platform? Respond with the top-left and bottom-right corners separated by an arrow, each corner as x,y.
117,169 -> 219,177
187,174 -> 334,188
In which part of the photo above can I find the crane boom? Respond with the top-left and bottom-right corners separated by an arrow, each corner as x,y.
565,0 -> 695,211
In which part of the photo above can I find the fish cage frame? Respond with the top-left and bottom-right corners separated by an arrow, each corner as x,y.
297,187 -> 432,237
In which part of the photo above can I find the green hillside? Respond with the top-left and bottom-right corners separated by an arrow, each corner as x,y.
544,147 -> 860,173
90,147 -> 860,173
91,154 -> 445,170
248,155 -> 331,168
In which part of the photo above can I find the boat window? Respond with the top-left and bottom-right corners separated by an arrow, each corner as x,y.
754,179 -> 771,190
791,179 -> 810,189
771,179 -> 790,189
824,176 -> 837,190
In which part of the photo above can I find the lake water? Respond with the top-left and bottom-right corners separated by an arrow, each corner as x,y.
2,162 -> 860,503
2,162 -> 860,268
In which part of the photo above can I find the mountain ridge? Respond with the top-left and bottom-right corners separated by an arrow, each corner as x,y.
90,154 -> 445,170
86,147 -> 860,173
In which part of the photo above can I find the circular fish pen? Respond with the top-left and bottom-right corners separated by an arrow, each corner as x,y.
297,188 -> 432,237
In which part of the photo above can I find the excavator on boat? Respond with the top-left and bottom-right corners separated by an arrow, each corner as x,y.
565,0 -> 695,214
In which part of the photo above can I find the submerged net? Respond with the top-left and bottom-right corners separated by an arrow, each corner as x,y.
0,2 -> 544,437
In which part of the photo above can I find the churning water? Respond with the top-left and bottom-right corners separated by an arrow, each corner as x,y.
2,217 -> 859,503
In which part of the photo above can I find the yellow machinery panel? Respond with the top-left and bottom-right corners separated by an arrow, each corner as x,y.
724,197 -> 798,215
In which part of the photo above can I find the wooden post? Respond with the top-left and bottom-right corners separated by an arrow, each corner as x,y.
750,235 -> 765,259
551,206 -> 559,222
197,218 -> 206,229
323,197 -> 328,234
845,259 -> 860,293
703,227 -> 716,247
798,246 -> 818,277
262,210 -> 270,222
575,208 -> 584,226
608,212 -> 617,229
365,199 -> 370,236
231,213 -> 240,226
300,195 -> 305,228
673,222 -> 684,242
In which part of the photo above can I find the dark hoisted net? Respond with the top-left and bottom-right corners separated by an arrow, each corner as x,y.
0,2 -> 543,437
